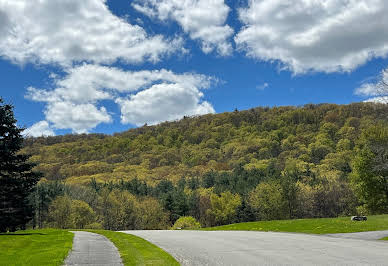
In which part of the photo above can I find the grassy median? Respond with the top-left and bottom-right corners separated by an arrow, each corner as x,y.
85,230 -> 179,266
0,229 -> 73,266
203,214 -> 388,234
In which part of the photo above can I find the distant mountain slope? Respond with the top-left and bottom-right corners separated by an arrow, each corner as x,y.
23,102 -> 388,185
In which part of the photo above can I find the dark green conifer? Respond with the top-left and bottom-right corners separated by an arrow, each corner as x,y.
0,98 -> 41,232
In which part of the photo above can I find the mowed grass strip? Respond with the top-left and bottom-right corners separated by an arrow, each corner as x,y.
203,214 -> 388,234
0,229 -> 73,266
85,230 -> 179,266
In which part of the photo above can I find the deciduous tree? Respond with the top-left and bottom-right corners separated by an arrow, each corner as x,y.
249,182 -> 285,221
207,191 -> 241,226
48,195 -> 73,229
351,125 -> 388,214
71,200 -> 95,229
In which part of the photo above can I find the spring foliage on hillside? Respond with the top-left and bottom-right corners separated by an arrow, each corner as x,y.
24,103 -> 388,229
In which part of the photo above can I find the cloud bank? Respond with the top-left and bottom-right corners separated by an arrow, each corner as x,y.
26,65 -> 215,133
235,0 -> 388,73
0,0 -> 181,66
133,0 -> 233,56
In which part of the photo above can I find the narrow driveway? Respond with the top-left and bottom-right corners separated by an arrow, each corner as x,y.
122,230 -> 388,266
64,231 -> 123,266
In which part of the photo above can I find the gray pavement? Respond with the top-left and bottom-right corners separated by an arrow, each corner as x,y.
121,230 -> 388,266
326,230 -> 388,241
64,231 -> 123,266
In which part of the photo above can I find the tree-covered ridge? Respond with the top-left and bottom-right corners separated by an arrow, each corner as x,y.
23,102 -> 388,184
23,102 -> 388,229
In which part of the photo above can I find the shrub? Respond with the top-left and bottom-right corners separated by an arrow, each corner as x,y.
172,216 -> 201,230
84,222 -> 103,229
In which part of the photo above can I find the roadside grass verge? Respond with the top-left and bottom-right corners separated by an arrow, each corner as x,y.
382,237 -> 388,241
0,229 -> 73,266
203,214 -> 388,234
85,230 -> 179,266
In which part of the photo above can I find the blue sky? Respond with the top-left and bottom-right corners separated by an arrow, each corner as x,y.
0,0 -> 387,136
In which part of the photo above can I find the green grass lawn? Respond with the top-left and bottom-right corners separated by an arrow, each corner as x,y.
0,229 -> 73,266
85,230 -> 179,266
203,214 -> 388,234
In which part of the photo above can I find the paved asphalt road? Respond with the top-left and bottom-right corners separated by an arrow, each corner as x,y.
64,231 -> 123,266
326,230 -> 388,241
122,230 -> 388,266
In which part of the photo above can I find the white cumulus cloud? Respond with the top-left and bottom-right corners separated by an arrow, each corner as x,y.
355,83 -> 379,97
364,96 -> 388,103
235,0 -> 388,74
26,64 -> 216,132
133,0 -> 234,56
44,102 -> 112,134
0,0 -> 182,66
23,121 -> 55,137
116,83 -> 215,126
26,64 -> 214,103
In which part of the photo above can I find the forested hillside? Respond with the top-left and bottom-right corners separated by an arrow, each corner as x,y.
23,103 -> 388,230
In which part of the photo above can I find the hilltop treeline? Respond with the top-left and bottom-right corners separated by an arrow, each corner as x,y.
24,103 -> 388,229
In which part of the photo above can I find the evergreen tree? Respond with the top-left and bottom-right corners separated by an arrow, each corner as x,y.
236,198 -> 255,222
0,98 -> 41,232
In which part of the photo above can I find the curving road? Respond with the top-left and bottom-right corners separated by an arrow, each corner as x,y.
326,230 -> 388,241
121,230 -> 388,266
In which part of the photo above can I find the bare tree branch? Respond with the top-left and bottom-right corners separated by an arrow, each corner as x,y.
375,68 -> 388,103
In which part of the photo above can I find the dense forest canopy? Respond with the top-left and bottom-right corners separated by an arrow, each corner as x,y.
23,102 -> 388,229
23,103 -> 388,184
